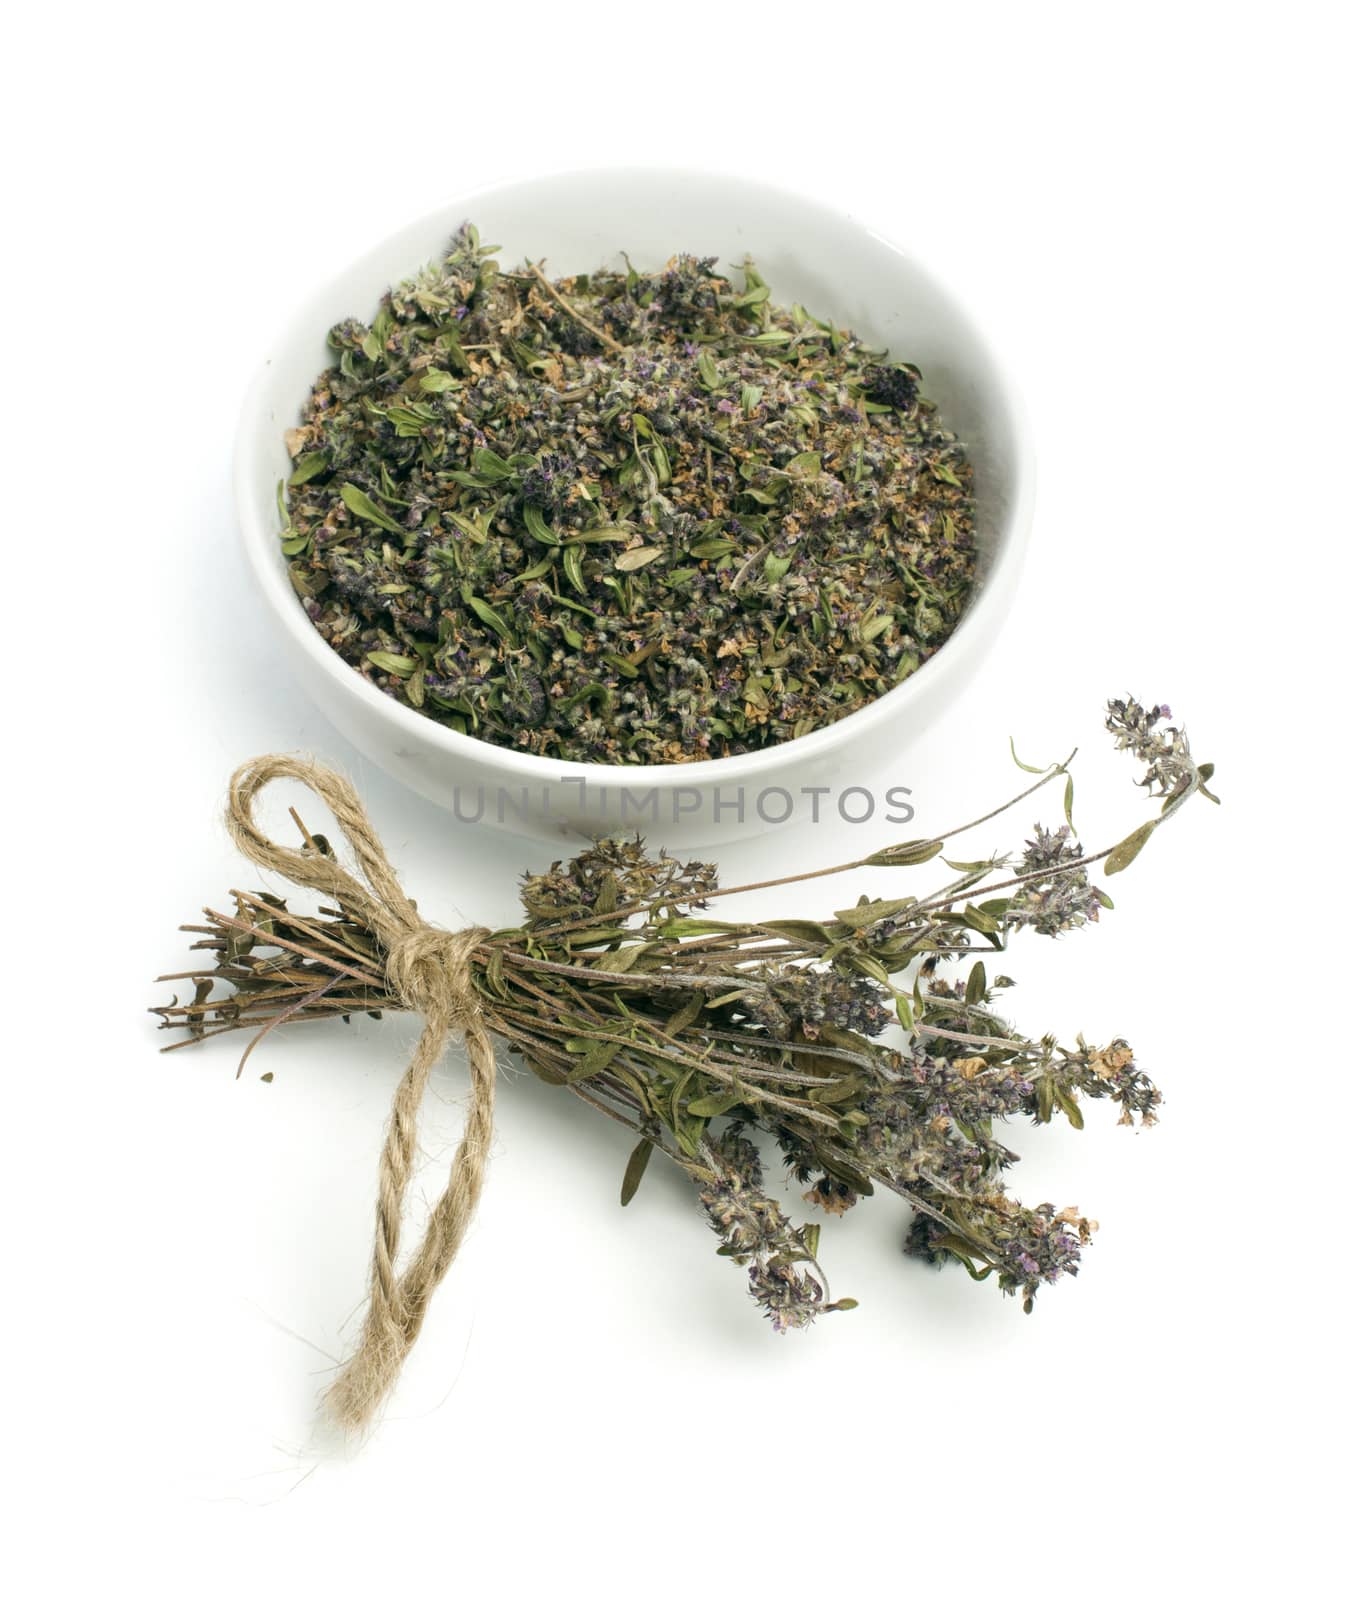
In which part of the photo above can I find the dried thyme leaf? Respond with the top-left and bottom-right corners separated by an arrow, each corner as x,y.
620,1139 -> 654,1206
1104,821 -> 1157,875
339,483 -> 404,534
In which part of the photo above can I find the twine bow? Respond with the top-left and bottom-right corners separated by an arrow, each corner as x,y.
226,755 -> 494,1430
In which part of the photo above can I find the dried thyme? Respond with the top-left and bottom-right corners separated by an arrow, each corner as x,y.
155,699 -> 1217,1329
280,225 -> 976,764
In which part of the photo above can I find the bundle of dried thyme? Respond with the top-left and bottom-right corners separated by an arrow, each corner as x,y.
155,698 -> 1214,1416
280,225 -> 976,763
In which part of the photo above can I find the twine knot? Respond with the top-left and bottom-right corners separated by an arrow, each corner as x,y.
386,926 -> 487,1027
225,755 -> 497,1430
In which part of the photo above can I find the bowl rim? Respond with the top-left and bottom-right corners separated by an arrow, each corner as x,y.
234,165 -> 1034,793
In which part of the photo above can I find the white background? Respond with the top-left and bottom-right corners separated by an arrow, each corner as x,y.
5,3 -> 1354,1594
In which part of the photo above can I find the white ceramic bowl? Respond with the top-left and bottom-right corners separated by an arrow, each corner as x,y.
235,169 -> 1033,846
